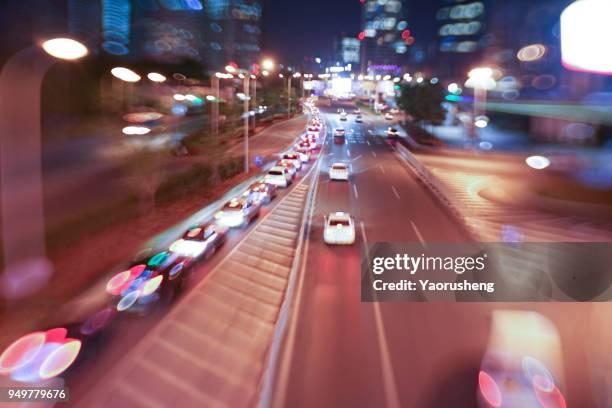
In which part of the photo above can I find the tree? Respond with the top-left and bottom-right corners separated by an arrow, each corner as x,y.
396,82 -> 446,125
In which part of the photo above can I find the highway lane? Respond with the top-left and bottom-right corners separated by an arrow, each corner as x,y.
279,105 -> 599,407
281,106 -> 472,408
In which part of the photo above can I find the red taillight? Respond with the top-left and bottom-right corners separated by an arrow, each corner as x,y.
479,370 -> 502,407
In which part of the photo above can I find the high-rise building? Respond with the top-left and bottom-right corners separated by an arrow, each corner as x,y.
433,0 -> 488,80
102,0 -> 264,71
360,0 -> 410,75
333,34 -> 361,67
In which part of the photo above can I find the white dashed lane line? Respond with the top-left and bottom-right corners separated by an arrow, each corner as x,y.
391,185 -> 400,200
353,184 -> 359,199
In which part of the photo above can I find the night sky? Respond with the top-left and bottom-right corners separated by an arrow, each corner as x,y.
263,0 -> 362,64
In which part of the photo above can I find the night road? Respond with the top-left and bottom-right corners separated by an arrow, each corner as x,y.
2,1 -> 612,407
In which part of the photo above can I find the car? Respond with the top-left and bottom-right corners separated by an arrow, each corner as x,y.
329,163 -> 350,181
281,153 -> 302,170
307,126 -> 320,136
298,140 -> 316,151
340,112 -> 348,121
384,112 -> 394,121
355,115 -> 363,123
277,159 -> 299,176
333,127 -> 346,137
214,196 -> 261,228
323,212 -> 356,245
295,148 -> 311,163
169,222 -> 228,260
264,166 -> 292,188
353,108 -> 361,114
243,180 -> 277,204
390,108 -> 400,114
304,136 -> 319,149
386,127 -> 400,138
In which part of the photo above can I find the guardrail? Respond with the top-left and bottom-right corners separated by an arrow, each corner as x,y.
394,143 -> 480,241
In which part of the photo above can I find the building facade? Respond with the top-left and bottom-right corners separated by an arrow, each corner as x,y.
360,0 -> 410,75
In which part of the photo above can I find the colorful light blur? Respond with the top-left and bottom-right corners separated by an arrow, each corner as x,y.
41,38 -> 88,60
0,329 -> 82,382
147,72 -> 167,82
106,270 -> 133,295
38,340 -> 82,380
0,332 -> 46,374
478,370 -> 502,407
111,67 -> 141,82
141,275 -> 163,296
122,126 -> 151,135
561,0 -> 612,75
526,155 -> 551,170
517,44 -> 547,62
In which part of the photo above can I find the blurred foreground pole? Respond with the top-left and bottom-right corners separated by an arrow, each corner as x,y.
0,47 -> 55,299
244,75 -> 250,174
0,39 -> 87,300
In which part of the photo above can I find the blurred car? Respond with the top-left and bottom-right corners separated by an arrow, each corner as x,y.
214,196 -> 261,228
295,146 -> 311,163
387,127 -> 400,138
169,222 -> 227,260
282,152 -> 303,170
477,310 -> 567,408
355,115 -> 363,123
323,212 -> 356,245
353,108 -> 361,114
340,112 -> 348,121
384,113 -> 394,121
307,126 -> 320,136
265,166 -> 292,188
390,108 -> 400,114
304,135 -> 319,149
329,163 -> 350,181
244,180 -> 277,204
298,140 -> 316,151
277,159 -> 299,176
333,127 -> 346,137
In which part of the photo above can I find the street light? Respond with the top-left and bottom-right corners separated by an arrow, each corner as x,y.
0,38 -> 88,299
465,66 -> 496,138
147,72 -> 166,82
262,59 -> 275,71
225,65 -> 237,74
41,38 -> 88,60
110,67 -> 141,82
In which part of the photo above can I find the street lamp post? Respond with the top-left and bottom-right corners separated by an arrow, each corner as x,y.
465,67 -> 495,139
287,76 -> 292,118
243,74 -> 251,174
0,38 -> 88,299
251,75 -> 257,132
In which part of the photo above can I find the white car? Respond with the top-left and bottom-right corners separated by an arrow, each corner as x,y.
355,115 -> 363,123
329,163 -> 350,181
386,127 -> 400,138
264,166 -> 292,188
282,152 -> 302,170
307,126 -> 320,137
353,108 -> 361,114
295,147 -> 311,163
333,127 -> 346,137
384,113 -> 394,121
340,112 -> 348,121
277,159 -> 298,176
214,196 -> 261,228
323,212 -> 356,245
390,108 -> 400,114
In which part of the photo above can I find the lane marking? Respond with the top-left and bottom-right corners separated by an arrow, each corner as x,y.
379,165 -> 385,174
411,221 -> 428,249
371,150 -> 377,158
360,221 -> 402,408
347,149 -> 351,157
351,155 -> 362,162
391,185 -> 400,200
366,140 -> 371,146
353,184 -> 359,199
